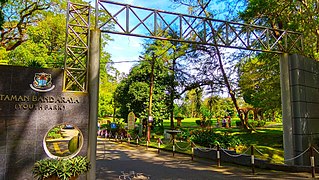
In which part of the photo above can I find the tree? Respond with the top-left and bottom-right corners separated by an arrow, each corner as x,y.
0,0 -> 96,68
113,33 -> 191,126
0,0 -> 68,67
1,0 -> 56,51
0,0 -> 7,29
5,13 -> 66,67
202,95 -> 235,119
184,89 -> 198,118
114,58 -> 170,122
239,0 -> 319,59
237,53 -> 281,119
237,0 -> 319,121
99,52 -> 118,118
171,0 -> 250,129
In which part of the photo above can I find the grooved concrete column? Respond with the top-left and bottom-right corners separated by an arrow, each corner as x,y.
280,53 -> 294,165
87,29 -> 101,179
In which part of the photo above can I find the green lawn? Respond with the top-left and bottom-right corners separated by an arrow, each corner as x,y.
103,117 -> 284,164
161,118 -> 284,164
215,126 -> 284,164
163,117 -> 199,127
163,117 -> 240,127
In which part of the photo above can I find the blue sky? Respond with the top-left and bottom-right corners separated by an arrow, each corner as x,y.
104,0 -> 187,73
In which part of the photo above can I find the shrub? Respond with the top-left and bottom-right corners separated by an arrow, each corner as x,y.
256,120 -> 266,127
32,156 -> 90,180
235,120 -> 242,127
248,120 -> 266,128
190,129 -> 241,149
195,120 -> 201,126
178,128 -> 191,141
47,127 -> 62,139
205,120 -> 212,126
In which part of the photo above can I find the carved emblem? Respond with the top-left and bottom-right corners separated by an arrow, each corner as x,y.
30,72 -> 55,92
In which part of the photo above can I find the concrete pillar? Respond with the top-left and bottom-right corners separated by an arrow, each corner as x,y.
87,29 -> 101,179
279,53 -> 294,165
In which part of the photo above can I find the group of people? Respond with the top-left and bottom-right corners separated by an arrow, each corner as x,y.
216,116 -> 232,128
97,122 -> 129,139
97,122 -> 111,138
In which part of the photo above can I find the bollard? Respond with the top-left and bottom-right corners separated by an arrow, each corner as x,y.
217,145 -> 221,167
120,136 -> 123,143
251,145 -> 255,175
157,138 -> 161,154
136,138 -> 139,146
146,141 -> 149,150
128,137 -> 130,144
310,145 -> 315,178
191,142 -> 194,161
173,139 -> 175,157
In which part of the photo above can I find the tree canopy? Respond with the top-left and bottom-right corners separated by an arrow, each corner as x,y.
0,0 -> 67,67
239,0 -> 319,59
236,0 -> 319,120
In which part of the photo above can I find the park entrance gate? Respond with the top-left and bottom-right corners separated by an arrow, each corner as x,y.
64,1 -> 317,178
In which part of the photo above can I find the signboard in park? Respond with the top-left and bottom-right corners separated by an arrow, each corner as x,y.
110,123 -> 117,129
128,111 -> 135,130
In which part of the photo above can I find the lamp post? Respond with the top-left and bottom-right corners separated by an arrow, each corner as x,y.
147,53 -> 155,142
170,52 -> 176,129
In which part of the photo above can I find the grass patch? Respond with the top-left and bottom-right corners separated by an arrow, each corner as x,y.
161,118 -> 284,164
163,117 -> 240,127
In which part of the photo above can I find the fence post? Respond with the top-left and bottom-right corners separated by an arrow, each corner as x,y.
173,139 -> 175,157
191,142 -> 194,161
128,137 -> 130,144
251,145 -> 255,174
217,144 -> 221,167
157,138 -> 161,154
146,140 -> 149,150
310,145 -> 315,178
136,137 -> 139,146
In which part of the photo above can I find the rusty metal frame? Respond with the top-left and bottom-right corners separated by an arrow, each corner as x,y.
63,2 -> 91,92
98,0 -> 303,54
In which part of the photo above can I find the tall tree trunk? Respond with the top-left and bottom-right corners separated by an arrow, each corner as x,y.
213,49 -> 249,129
197,1 -> 250,130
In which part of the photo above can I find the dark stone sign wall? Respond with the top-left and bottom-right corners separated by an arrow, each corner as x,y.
0,65 -> 89,179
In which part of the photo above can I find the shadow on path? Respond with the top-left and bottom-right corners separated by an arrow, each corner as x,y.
96,139 -> 312,180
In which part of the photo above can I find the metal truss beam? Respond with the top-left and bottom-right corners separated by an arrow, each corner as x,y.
98,0 -> 303,54
64,0 -> 304,92
64,2 -> 91,92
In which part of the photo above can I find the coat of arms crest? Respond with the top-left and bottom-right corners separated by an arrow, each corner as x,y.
30,72 -> 55,92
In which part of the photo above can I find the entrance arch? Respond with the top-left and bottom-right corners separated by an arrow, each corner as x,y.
64,0 -> 309,178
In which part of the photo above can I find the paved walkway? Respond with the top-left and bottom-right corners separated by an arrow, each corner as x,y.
96,139 -> 313,180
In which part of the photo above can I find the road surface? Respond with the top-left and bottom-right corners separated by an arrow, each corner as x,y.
96,139 -> 312,180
